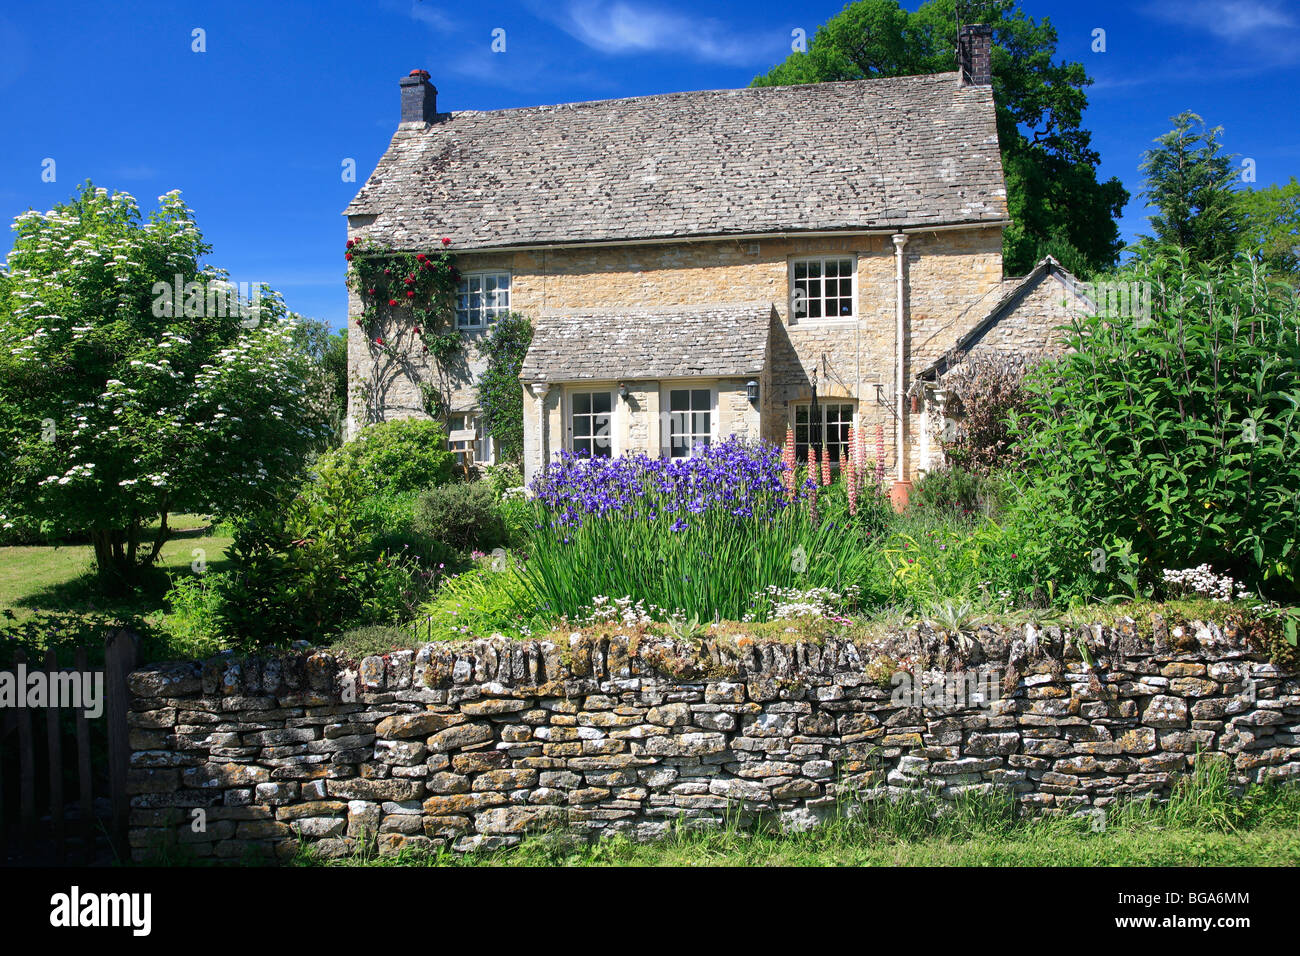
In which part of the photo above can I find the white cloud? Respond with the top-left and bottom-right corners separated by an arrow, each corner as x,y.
545,0 -> 782,66
1143,0 -> 1298,55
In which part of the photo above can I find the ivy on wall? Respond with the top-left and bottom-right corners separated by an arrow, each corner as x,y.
475,313 -> 533,465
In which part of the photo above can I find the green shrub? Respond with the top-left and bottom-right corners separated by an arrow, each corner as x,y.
217,460 -> 434,648
1012,251 -> 1300,599
413,482 -> 507,553
910,466 -> 998,519
481,462 -> 525,499
159,572 -> 229,658
321,418 -> 455,496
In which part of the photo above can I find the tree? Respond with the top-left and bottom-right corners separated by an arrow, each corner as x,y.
0,183 -> 330,588
753,0 -> 1128,277
1138,111 -> 1243,262
475,313 -> 533,465
1237,177 -> 1300,283
292,318 -> 349,448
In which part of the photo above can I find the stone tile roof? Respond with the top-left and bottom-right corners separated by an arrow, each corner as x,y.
912,256 -> 1090,386
519,303 -> 774,383
346,73 -> 1006,250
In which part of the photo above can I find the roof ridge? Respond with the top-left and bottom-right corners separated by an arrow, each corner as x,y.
443,72 -> 961,118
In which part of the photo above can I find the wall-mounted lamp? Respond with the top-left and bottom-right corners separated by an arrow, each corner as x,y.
618,383 -> 629,400
746,380 -> 760,404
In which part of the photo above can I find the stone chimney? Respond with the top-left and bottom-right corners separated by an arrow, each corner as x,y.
400,69 -> 438,124
957,24 -> 993,86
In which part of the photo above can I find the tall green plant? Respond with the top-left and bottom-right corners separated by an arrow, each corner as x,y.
475,313 -> 532,465
1011,250 -> 1300,598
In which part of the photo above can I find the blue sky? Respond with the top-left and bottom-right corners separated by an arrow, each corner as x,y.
1,0 -> 1297,329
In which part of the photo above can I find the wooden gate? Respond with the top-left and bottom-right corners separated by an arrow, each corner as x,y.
0,629 -> 137,864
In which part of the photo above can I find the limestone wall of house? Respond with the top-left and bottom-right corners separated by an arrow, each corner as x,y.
347,223 -> 1011,480
126,615 -> 1299,860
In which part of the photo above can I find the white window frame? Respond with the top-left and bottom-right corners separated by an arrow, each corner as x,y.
789,255 -> 858,324
793,401 -> 856,465
567,389 -> 616,459
455,270 -> 511,330
661,384 -> 717,459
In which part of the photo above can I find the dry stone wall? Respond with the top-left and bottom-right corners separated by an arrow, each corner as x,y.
127,616 -> 1299,861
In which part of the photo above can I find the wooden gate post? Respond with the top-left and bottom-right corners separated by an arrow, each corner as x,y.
104,629 -> 138,855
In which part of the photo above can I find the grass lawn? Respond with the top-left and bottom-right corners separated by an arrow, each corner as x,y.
0,515 -> 233,658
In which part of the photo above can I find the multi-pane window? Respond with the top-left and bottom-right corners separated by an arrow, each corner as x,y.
791,257 -> 855,321
570,391 -> 613,458
448,413 -> 493,466
794,403 -> 855,463
455,272 -> 511,330
667,388 -> 712,458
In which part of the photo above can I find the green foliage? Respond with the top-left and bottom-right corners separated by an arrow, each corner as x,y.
291,320 -> 349,449
910,466 -> 997,519
418,561 -> 541,641
413,481 -> 507,553
1138,111 -> 1244,262
520,483 -> 881,624
752,0 -> 1127,276
1011,250 -> 1300,599
319,418 -> 455,497
216,459 -> 435,648
475,314 -> 532,465
481,462 -> 525,499
158,572 -> 228,658
0,183 -> 329,587
1237,176 -> 1300,283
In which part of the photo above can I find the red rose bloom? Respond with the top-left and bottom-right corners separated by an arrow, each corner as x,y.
388,299 -> 397,306
413,327 -> 421,334
440,237 -> 450,246
416,253 -> 426,262
375,337 -> 383,345
406,290 -> 414,297
345,253 -> 352,260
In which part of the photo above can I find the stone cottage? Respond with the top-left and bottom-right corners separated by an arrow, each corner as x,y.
344,25 -> 1084,494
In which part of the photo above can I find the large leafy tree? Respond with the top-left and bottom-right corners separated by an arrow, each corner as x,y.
1137,111 -> 1243,263
0,183 -> 330,588
753,0 -> 1127,277
1237,176 -> 1300,284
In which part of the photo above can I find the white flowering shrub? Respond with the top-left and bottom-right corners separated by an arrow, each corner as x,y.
1161,565 -> 1243,602
0,183 -> 330,585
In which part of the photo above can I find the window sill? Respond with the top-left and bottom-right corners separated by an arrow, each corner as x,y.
789,317 -> 858,327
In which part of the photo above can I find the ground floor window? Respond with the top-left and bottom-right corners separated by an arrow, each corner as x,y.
666,387 -> 712,458
794,402 -> 855,463
570,390 -> 613,458
448,413 -> 493,466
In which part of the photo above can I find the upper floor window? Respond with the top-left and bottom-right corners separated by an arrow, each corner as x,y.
456,272 -> 511,330
791,257 -> 856,322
